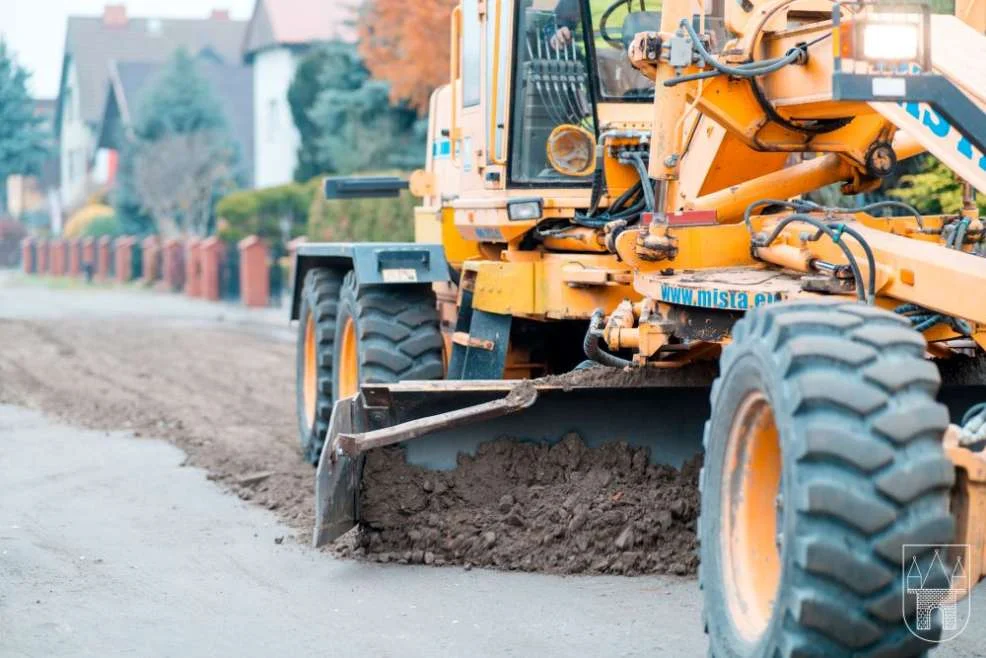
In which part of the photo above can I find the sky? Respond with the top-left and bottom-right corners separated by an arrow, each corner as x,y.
0,0 -> 257,99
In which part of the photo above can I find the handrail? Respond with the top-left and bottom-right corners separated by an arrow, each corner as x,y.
450,5 -> 463,166
488,0 -> 508,165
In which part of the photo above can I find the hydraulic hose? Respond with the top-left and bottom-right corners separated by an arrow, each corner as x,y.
755,213 -> 868,303
664,19 -> 814,88
583,309 -> 632,369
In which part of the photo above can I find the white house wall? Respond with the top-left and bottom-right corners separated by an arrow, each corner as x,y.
58,59 -> 95,213
253,47 -> 301,189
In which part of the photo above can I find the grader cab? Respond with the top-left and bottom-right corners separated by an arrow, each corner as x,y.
293,0 -> 986,653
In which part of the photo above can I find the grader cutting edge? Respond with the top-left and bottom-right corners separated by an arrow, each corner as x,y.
293,0 -> 986,653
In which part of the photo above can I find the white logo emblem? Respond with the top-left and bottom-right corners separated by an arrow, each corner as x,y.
903,544 -> 971,642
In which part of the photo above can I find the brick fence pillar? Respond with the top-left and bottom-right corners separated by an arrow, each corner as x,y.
21,238 -> 35,274
67,239 -> 81,277
200,237 -> 224,302
238,236 -> 269,308
116,237 -> 135,283
36,239 -> 48,273
141,236 -> 160,285
96,237 -> 111,280
50,239 -> 66,276
185,238 -> 202,297
161,238 -> 185,292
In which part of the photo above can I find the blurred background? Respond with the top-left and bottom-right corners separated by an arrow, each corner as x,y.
0,0 -> 455,282
0,0 -> 975,280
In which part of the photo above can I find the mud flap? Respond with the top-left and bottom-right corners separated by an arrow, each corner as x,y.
313,376 -> 714,548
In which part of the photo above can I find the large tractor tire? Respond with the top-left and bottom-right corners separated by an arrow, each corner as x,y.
332,269 -> 444,408
700,300 -> 956,657
296,268 -> 345,464
296,269 -> 445,464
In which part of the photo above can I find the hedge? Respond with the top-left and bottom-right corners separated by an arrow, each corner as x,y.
307,179 -> 414,243
216,177 -> 415,249
215,182 -> 312,246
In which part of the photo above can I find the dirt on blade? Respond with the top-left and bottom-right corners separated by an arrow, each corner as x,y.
0,315 -> 315,534
338,434 -> 701,575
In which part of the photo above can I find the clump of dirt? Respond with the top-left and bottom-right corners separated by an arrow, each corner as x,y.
336,433 -> 701,576
537,363 -> 718,390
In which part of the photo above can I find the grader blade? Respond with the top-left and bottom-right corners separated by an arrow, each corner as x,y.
313,372 -> 713,548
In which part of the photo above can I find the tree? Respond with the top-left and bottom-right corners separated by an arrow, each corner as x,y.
288,42 -> 425,179
890,155 -> 986,215
134,132 -> 235,236
310,78 -> 425,175
357,0 -> 456,113
288,42 -> 368,181
125,50 -> 237,237
0,41 -> 49,213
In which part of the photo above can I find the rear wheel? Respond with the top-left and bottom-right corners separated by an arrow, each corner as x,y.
701,300 -> 955,657
333,270 -> 444,402
296,268 -> 345,464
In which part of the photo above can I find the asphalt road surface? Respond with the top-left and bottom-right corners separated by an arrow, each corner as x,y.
1,272 -> 984,657
0,405 -> 703,657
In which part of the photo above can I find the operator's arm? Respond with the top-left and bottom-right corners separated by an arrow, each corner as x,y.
550,0 -> 581,49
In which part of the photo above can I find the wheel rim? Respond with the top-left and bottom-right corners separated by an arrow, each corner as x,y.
302,312 -> 317,428
721,391 -> 783,642
338,316 -> 359,399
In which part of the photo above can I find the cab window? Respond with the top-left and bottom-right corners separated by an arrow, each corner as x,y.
510,0 -> 597,184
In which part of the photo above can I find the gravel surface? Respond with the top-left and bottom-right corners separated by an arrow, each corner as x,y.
0,274 -> 314,536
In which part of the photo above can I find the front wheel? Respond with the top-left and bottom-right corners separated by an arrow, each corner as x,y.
333,270 -> 444,403
701,301 -> 956,657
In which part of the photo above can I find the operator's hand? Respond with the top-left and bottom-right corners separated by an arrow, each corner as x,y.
550,26 -> 572,50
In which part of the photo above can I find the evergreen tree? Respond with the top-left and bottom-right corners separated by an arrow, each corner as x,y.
0,41 -> 49,213
288,42 -> 425,180
288,42 -> 367,180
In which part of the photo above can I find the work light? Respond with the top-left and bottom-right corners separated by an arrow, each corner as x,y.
507,198 -> 544,222
861,21 -> 920,61
834,2 -> 930,70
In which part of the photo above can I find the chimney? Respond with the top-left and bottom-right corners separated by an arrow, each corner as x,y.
103,4 -> 128,28
210,9 -> 231,20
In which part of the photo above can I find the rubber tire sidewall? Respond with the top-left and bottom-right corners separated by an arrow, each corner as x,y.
702,348 -> 792,657
294,268 -> 343,464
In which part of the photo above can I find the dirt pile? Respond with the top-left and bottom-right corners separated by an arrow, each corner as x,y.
338,433 -> 701,575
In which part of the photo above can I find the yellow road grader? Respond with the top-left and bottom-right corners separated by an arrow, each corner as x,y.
291,0 -> 986,653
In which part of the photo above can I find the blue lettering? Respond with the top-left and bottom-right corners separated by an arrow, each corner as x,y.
922,108 -> 949,138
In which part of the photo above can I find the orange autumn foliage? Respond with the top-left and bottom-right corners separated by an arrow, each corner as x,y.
358,0 -> 457,113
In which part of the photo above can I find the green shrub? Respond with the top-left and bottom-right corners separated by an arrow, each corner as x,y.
890,156 -> 986,216
79,214 -> 123,238
215,182 -> 312,246
307,177 -> 415,243
64,204 -> 115,238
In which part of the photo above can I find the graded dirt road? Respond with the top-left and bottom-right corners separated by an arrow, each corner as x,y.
0,272 -> 983,657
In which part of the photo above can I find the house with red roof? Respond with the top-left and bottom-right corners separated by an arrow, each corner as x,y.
242,0 -> 357,188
